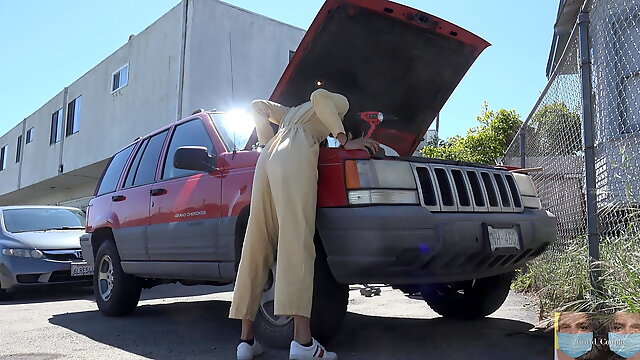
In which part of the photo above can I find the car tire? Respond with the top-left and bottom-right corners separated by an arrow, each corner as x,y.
420,271 -> 514,319
254,243 -> 349,349
93,240 -> 142,316
0,281 -> 11,301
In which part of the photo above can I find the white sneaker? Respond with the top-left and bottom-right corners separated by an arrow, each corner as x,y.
237,340 -> 263,360
289,338 -> 337,360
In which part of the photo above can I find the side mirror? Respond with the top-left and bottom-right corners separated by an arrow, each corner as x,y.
174,146 -> 218,172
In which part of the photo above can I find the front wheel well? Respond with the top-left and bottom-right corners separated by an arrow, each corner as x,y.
91,227 -> 117,259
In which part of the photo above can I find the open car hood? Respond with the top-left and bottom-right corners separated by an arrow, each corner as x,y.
271,0 -> 490,156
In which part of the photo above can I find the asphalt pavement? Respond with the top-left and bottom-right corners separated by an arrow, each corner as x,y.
0,284 -> 551,359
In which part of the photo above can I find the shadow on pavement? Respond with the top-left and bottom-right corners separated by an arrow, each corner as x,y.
49,297 -> 551,360
2,285 -> 94,305
2,283 -> 225,306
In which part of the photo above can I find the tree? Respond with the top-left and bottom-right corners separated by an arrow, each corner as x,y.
530,102 -> 582,156
419,102 -> 522,164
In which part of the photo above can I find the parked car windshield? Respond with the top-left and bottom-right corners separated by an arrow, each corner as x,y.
2,208 -> 86,233
209,112 -> 255,151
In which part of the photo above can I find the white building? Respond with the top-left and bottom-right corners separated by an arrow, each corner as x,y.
0,0 -> 304,209
547,0 -> 640,204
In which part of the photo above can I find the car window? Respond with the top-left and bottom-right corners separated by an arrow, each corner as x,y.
123,130 -> 167,188
2,208 -> 86,233
123,138 -> 149,188
96,144 -> 135,196
209,112 -> 255,151
162,119 -> 215,180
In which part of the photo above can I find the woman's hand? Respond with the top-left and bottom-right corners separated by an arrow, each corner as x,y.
344,137 -> 380,154
336,132 -> 380,154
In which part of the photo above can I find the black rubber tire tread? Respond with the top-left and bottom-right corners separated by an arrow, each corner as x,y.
94,240 -> 142,316
254,242 -> 349,349
421,271 -> 514,319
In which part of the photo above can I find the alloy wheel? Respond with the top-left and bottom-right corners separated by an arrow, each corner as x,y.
97,254 -> 114,301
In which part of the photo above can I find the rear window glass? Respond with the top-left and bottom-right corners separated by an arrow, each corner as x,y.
123,139 -> 149,188
96,144 -> 134,196
123,131 -> 167,188
3,208 -> 86,233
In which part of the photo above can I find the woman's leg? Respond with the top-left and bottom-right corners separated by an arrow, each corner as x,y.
267,135 -> 318,320
241,319 -> 254,341
229,151 -> 278,323
293,316 -> 312,344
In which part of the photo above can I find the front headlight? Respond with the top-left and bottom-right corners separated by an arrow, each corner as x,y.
344,160 -> 419,205
345,160 -> 417,189
1,249 -> 44,259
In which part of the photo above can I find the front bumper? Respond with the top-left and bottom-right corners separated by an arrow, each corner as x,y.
80,234 -> 94,266
0,254 -> 92,291
316,206 -> 557,285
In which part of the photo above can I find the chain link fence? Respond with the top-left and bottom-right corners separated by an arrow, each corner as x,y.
503,28 -> 585,259
502,0 -> 640,304
590,0 -> 640,235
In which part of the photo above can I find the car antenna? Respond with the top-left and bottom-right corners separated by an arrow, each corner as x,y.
232,133 -> 238,159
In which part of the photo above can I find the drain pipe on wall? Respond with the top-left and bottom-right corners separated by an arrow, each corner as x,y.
176,0 -> 189,121
577,1 -> 601,292
59,87 -> 68,175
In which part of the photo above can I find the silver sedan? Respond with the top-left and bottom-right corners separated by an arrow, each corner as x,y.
0,206 -> 93,300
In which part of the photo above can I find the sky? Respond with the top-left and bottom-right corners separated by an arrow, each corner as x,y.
0,0 -> 559,140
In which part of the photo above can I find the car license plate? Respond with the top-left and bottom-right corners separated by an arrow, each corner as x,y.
71,263 -> 94,276
488,226 -> 521,251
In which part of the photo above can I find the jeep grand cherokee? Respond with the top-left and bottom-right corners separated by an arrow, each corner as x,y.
81,0 -> 556,348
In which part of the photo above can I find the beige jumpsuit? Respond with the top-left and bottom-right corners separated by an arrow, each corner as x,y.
229,89 -> 349,320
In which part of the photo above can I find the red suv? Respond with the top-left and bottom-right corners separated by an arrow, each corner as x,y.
81,0 -> 556,348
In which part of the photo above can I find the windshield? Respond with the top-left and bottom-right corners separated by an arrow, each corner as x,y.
209,112 -> 255,151
2,208 -> 86,233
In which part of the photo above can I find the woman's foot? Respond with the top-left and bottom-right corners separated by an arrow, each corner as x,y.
289,338 -> 337,359
237,339 -> 263,360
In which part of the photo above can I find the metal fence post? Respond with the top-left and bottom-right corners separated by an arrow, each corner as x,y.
519,131 -> 526,169
578,8 -> 601,291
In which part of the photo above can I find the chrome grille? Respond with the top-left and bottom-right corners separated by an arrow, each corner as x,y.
412,164 -> 524,213
42,250 -> 84,261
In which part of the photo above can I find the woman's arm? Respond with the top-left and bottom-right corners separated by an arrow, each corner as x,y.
251,100 -> 289,146
311,89 -> 379,154
310,89 -> 348,140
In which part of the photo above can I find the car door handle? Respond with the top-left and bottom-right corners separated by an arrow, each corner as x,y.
111,195 -> 126,202
150,188 -> 167,196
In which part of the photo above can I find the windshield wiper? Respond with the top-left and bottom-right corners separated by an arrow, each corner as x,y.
8,226 -> 83,233
48,226 -> 85,231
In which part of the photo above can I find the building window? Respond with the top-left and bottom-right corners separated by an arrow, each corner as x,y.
0,145 -> 7,171
26,127 -> 34,144
111,64 -> 129,92
66,96 -> 81,136
50,108 -> 63,144
16,135 -> 22,163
